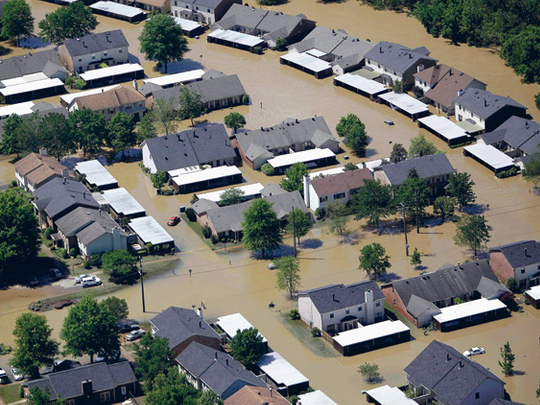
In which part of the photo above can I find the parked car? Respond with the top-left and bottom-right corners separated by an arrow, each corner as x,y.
167,216 -> 180,226
11,367 -> 23,381
82,277 -> 102,288
50,268 -> 62,279
126,329 -> 146,341
463,347 -> 485,357
74,274 -> 90,284
267,262 -> 276,270
95,350 -> 120,363
0,368 -> 8,384
117,320 -> 139,333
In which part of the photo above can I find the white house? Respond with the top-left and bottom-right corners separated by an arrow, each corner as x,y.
171,0 -> 240,24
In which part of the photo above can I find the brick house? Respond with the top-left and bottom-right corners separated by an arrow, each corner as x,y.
489,240 -> 540,290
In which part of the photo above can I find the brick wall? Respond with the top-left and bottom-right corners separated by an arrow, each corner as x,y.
489,251 -> 514,282
381,285 -> 418,327
171,335 -> 221,358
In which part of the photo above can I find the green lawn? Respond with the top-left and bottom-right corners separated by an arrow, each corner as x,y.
281,316 -> 338,358
0,384 -> 21,404
180,214 -> 215,249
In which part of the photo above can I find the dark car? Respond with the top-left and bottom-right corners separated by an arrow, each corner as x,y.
117,319 -> 140,333
167,216 -> 180,226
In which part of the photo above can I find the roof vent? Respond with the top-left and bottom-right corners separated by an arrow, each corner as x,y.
524,247 -> 530,257
446,353 -> 451,362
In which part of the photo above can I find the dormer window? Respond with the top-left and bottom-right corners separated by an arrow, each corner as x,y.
91,54 -> 96,60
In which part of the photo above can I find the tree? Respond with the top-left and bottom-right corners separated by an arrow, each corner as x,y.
242,199 -> 282,258
390,143 -> 408,163
107,112 -> 136,155
358,363 -> 381,383
344,162 -> 358,171
524,149 -> 540,185
261,163 -> 275,176
345,122 -> 369,156
328,203 -> 349,236
61,297 -> 120,363
336,113 -> 362,137
410,247 -> 421,267
433,196 -> 455,223
139,13 -> 190,73
505,277 -> 518,293
11,313 -> 59,379
224,112 -> 246,134
536,93 -> 540,111
145,369 -> 199,405
536,379 -> 540,399
453,214 -> 492,259
151,170 -> 167,190
133,333 -> 174,392
500,26 -> 540,84
101,296 -> 129,323
0,0 -> 33,45
391,80 -> 404,93
28,387 -> 64,405
0,114 -> 25,156
136,111 -> 158,142
352,179 -> 394,233
230,327 -> 266,366
396,169 -> 430,233
151,98 -> 178,136
280,163 -> 308,193
68,107 -> 107,156
198,390 -> 223,405
447,172 -> 476,211
275,256 -> 301,298
101,249 -> 138,284
219,187 -> 245,206
39,113 -> 74,160
38,2 -> 97,44
498,341 -> 515,376
408,134 -> 439,157
0,188 -> 40,284
285,208 -> 312,244
358,242 -> 391,279
178,87 -> 203,126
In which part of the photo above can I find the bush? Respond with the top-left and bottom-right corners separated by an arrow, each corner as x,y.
496,167 -> 519,178
185,208 -> 196,222
252,46 -> 263,55
10,179 -> 17,187
314,208 -> 323,220
261,163 -> 275,176
58,248 -> 68,259
211,234 -> 218,244
311,327 -> 321,337
83,261 -> 90,269
288,309 -> 300,320
202,225 -> 212,239
74,78 -> 86,90
242,94 -> 249,105
272,38 -> 287,51
44,227 -> 53,239
146,243 -> 154,254
69,248 -> 76,257
506,277 -> 518,292
90,254 -> 102,266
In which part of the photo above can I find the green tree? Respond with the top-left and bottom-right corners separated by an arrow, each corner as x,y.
453,214 -> 492,259
447,172 -> 476,211
224,112 -> 246,134
408,134 -> 439,157
230,327 -> 266,366
242,199 -> 282,258
107,112 -> 136,155
273,38 -> 287,51
219,187 -> 245,206
151,170 -> 168,190
285,208 -> 312,244
358,242 -> 391,279
500,26 -> 540,83
178,87 -> 203,126
0,188 -> 40,284
524,149 -> 540,186
536,93 -> 540,111
11,313 -> 59,379
101,296 -> 129,323
61,297 -> 120,363
396,169 -> 430,233
145,369 -> 199,405
28,387 -> 64,405
344,162 -> 358,171
68,107 -> 107,156
38,2 -> 97,44
410,247 -> 421,267
198,390 -> 223,405
498,341 -> 515,376
505,277 -> 518,293
0,114 -> 24,156
101,249 -> 138,284
345,122 -> 369,156
390,143 -> 408,163
136,111 -> 158,142
150,98 -> 178,136
391,80 -> 404,93
275,255 -> 301,298
280,162 -> 308,193
139,13 -> 190,73
133,333 -> 174,392
358,362 -> 381,383
39,113 -> 74,161
261,163 -> 275,176
0,0 -> 33,45
433,195 -> 455,223
352,179 -> 395,234
336,113 -> 362,137
328,203 -> 349,236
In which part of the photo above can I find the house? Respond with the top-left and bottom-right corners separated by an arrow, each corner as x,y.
111,0 -> 169,13
14,152 -> 69,194
176,341 -> 267,400
298,390 -> 337,405
235,116 -> 339,170
224,386 -> 289,405
58,30 -> 129,74
24,361 -> 137,405
101,188 -> 146,219
364,41 -> 437,86
413,64 -> 486,114
381,260 -> 511,328
90,1 -> 146,23
141,123 -> 236,174
256,351 -> 309,396
71,86 -> 146,122
524,285 -> 540,309
303,168 -> 373,212
171,0 -> 240,24
454,89 -> 527,133
404,340 -> 505,405
373,154 -> 455,197
297,281 -> 385,334
74,159 -> 119,191
489,240 -> 540,289
150,306 -> 221,357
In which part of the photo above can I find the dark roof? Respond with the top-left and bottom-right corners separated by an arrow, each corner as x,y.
62,30 -> 129,57
364,41 -> 437,74
404,340 -> 503,405
224,386 -> 290,405
26,362 -> 136,401
150,307 -> 219,350
482,116 -> 540,156
142,123 -> 236,172
260,183 -> 287,197
175,342 -> 266,398
0,49 -> 66,81
378,154 -> 455,186
299,281 -> 384,314
488,399 -> 523,405
310,169 -> 373,196
454,89 -> 526,120
490,240 -> 540,268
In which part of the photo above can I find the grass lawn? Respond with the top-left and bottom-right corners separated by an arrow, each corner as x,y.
281,315 -> 338,358
384,301 -> 415,330
0,384 -> 21,404
180,214 -> 215,250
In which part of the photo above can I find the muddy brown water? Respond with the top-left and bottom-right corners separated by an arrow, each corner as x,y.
1,1 -> 540,402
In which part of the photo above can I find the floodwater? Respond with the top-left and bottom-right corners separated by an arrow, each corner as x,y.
1,0 -> 540,403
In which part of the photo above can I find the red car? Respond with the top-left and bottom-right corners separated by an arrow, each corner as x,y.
167,216 -> 180,226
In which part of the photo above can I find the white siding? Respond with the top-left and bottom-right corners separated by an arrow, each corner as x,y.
298,296 -> 322,330
514,263 -> 540,283
454,102 -> 486,129
142,144 -> 158,174
71,46 -> 129,74
461,378 -> 504,405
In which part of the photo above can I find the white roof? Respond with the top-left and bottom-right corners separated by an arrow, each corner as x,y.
143,69 -> 205,87
61,85 -> 120,105
280,52 -> 332,74
267,148 -> 335,169
525,285 -> 540,301
129,216 -> 174,245
169,166 -> 242,187
101,188 -> 146,216
379,92 -> 429,115
208,29 -> 265,48
433,298 -> 507,324
256,352 -> 309,387
0,101 -> 35,118
418,115 -> 468,141
305,48 -> 327,58
74,160 -> 117,188
1,72 -> 48,87
364,385 -> 417,405
298,390 -> 336,405
216,313 -> 268,343
309,166 -> 346,179
464,143 -> 515,170
80,63 -> 143,82
173,17 -> 203,32
365,159 -> 383,171
335,73 -> 388,95
333,320 -> 410,347
196,183 -> 264,202
90,1 -> 144,18
0,78 -> 64,97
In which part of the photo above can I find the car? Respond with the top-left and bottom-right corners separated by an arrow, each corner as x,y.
50,268 -> 62,279
95,350 -> 120,363
267,262 -> 276,270
167,216 -> 180,226
74,274 -> 90,284
126,329 -> 146,341
0,368 -> 8,384
384,120 -> 395,125
117,320 -> 139,333
11,367 -> 23,381
82,277 -> 102,288
463,347 -> 486,357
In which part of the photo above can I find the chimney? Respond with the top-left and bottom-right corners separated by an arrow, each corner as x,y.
113,227 -> 121,250
81,380 -> 93,398
457,89 -> 464,97
409,53 -> 413,59
332,293 -> 336,301
459,360 -> 464,368
226,358 -> 229,366
199,321 -> 202,328
484,99 -> 488,107
106,32 -> 110,42
303,175 -> 310,208
133,79 -> 138,91
417,64 -> 424,73
379,46 -> 382,53
197,307 -> 203,319
446,353 -> 451,362
449,69 -> 453,75
83,40 -> 86,48
365,289 -> 374,324
214,352 -> 218,361
39,148 -> 48,156
62,168 -> 69,179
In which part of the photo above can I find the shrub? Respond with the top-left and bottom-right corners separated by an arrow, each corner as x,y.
202,225 -> 212,239
44,227 -> 53,239
272,38 -> 287,51
288,309 -> 300,320
74,78 -> 86,90
314,208 -> 323,220
90,254 -> 102,266
146,243 -> 154,254
252,46 -> 263,55
506,277 -> 518,292
211,234 -> 219,245
58,247 -> 68,259
242,94 -> 249,105
185,207 -> 196,222
10,179 -> 17,187
69,248 -> 76,257
311,327 -> 321,337
496,167 -> 519,178
83,261 -> 90,269
261,163 -> 275,176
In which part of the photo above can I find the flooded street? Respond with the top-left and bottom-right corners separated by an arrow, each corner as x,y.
1,0 -> 540,402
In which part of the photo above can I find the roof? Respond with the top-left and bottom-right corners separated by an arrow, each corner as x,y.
364,41 -> 436,73
333,320 -> 409,347
490,240 -> 540,268
483,116 -> 540,156
0,78 -> 63,97
217,313 -> 267,343
404,340 -> 504,405
151,307 -> 219,350
75,86 -> 144,111
256,351 -> 309,388
175,342 -> 266,397
197,183 -> 264,203
525,285 -> 540,301
90,1 -> 145,18
433,298 -> 507,324
0,49 -> 66,82
364,385 -> 418,405
101,188 -> 145,217
224,386 -> 289,405
61,85 -> 120,106
310,168 -> 372,197
463,143 -> 515,171
297,390 -> 336,405
334,73 -> 388,95
488,400 -> 523,405
0,101 -> 35,118
455,89 -> 526,120
25,362 -> 136,401
14,152 -> 67,186
143,69 -> 205,87
281,52 -> 332,74
192,198 -> 219,215
260,183 -> 287,197
208,29 -> 265,48
378,153 -> 455,186
267,148 -> 335,169
55,206 -> 122,238
417,115 -> 468,142
170,166 -> 241,187
79,63 -> 143,82
34,178 -> 99,219
174,17 -> 203,32
299,281 -> 384,314
129,216 -> 174,245
62,30 -> 129,57
378,92 -> 429,115
74,159 -> 118,188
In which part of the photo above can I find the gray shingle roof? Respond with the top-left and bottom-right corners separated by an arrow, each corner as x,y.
482,116 -> 540,156
62,30 -> 129,57
404,340 -> 503,405
378,153 -> 455,186
490,240 -> 540,268
260,183 -> 287,197
299,281 -> 384,314
364,41 -> 436,74
488,399 -> 523,405
406,294 -> 440,318
192,198 -> 219,215
55,206 -> 121,238
0,49 -> 66,82
454,89 -> 526,120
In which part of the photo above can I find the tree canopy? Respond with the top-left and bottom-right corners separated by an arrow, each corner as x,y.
433,196 -> 455,223
358,242 -> 391,279
219,188 -> 245,206
447,172 -> 476,210
101,296 -> 129,323
133,333 -> 174,392
336,114 -> 369,156
408,134 -> 439,157
280,163 -> 308,194
352,179 -> 395,233
285,208 -> 312,243
390,143 -> 408,163
38,2 -> 97,44
28,387 -> 64,405
178,87 -> 203,126
500,25 -> 540,84
453,214 -> 492,258
229,327 -> 266,367
242,199 -> 282,257
358,362 -> 381,384
107,112 -> 136,155
39,113 -> 75,160
68,107 -> 107,156
224,112 -> 246,134
101,250 -> 138,284
275,256 -> 301,298
145,368 -> 200,405
0,0 -> 33,44
396,169 -> 430,232
150,98 -> 179,136
498,341 -> 515,377
328,203 -> 349,236
136,110 -> 158,142
336,113 -> 362,137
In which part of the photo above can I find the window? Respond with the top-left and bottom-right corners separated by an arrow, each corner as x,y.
65,400 -> 76,405
207,8 -> 210,11
375,302 -> 380,307
138,103 -> 144,107
91,54 -> 96,60
78,57 -> 82,62
329,313 -> 334,319
394,299 -> 397,306
103,51 -> 108,56
357,306 -> 362,311
119,49 -> 123,53
521,268 -> 525,274
121,386 -> 127,396
475,392 -> 480,400
319,196 -> 328,202
345,309 -> 350,315
334,192 -> 345,199
100,392 -> 111,402
174,0 -> 177,4
109,109 -> 115,114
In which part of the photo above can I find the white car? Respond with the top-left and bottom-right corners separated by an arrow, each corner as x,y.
0,368 -> 8,383
75,274 -> 90,284
82,276 -> 102,288
11,367 -> 23,381
126,329 -> 146,341
463,347 -> 486,357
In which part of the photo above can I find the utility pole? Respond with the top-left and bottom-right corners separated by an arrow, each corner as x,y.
292,208 -> 297,257
399,203 -> 409,256
139,256 -> 146,313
